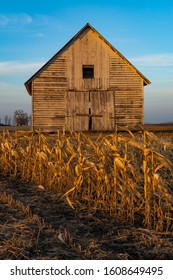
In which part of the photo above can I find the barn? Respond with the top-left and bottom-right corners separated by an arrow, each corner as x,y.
25,23 -> 151,131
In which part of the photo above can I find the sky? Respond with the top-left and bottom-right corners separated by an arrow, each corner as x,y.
0,0 -> 173,124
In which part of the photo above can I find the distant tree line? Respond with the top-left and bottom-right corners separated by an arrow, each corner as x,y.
0,110 -> 31,126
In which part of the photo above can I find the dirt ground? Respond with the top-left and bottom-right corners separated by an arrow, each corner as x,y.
0,123 -> 173,132
0,174 -> 173,260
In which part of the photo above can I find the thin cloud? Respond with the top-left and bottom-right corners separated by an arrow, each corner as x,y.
37,33 -> 45,37
130,54 -> 173,66
0,61 -> 45,76
0,13 -> 64,28
0,81 -> 31,120
0,13 -> 32,27
0,81 -> 29,109
0,13 -> 70,40
11,13 -> 33,25
33,14 -> 50,26
32,33 -> 46,38
0,81 -> 23,94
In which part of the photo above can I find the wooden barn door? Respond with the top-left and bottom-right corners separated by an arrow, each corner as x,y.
66,91 -> 89,131
90,91 -> 115,131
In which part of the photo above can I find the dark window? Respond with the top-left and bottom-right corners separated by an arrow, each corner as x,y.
83,65 -> 94,78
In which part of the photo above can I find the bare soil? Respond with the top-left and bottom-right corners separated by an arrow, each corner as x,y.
0,123 -> 173,133
144,123 -> 173,132
0,174 -> 173,260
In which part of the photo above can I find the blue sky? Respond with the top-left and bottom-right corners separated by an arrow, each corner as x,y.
0,0 -> 173,123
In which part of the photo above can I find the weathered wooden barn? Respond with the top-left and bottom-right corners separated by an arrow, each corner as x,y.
25,23 -> 151,131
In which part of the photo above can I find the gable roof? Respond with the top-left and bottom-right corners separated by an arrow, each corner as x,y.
25,23 -> 151,94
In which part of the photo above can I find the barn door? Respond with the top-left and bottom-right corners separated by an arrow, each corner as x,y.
66,91 -> 89,131
90,91 -> 115,131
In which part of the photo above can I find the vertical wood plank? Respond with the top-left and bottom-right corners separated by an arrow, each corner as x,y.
66,91 -> 89,131
91,91 -> 114,131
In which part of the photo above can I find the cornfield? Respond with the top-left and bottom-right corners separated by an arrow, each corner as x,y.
0,129 -> 173,232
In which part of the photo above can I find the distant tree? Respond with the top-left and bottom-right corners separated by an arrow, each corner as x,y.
8,118 -> 11,126
13,110 -> 29,126
4,115 -> 9,125
28,114 -> 32,126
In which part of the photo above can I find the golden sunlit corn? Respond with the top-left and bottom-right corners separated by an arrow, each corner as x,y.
0,128 -> 173,232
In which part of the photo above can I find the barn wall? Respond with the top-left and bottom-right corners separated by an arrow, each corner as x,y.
65,30 -> 110,90
32,28 -> 144,130
32,58 -> 67,130
63,29 -> 144,128
110,57 -> 144,127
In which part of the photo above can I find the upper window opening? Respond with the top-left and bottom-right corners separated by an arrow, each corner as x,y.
83,65 -> 94,79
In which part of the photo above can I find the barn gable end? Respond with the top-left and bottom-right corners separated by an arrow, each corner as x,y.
25,23 -> 151,131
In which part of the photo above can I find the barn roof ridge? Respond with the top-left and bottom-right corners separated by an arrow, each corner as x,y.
25,22 -> 151,92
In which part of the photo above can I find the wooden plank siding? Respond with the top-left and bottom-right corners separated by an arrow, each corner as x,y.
66,91 -> 89,131
110,57 -> 144,127
25,23 -> 150,131
66,30 -> 110,91
90,91 -> 115,131
32,58 -> 67,131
